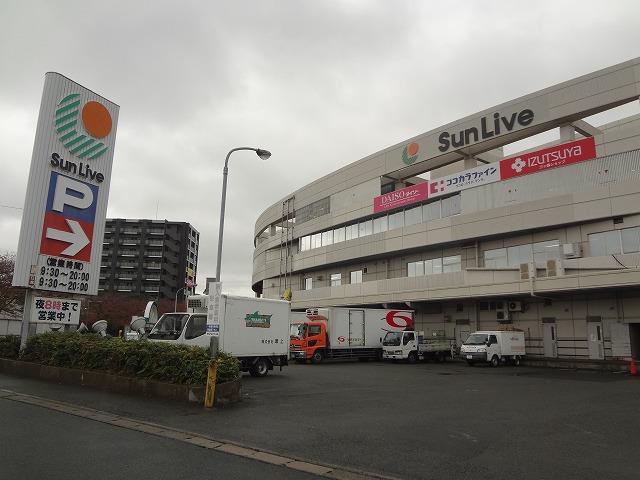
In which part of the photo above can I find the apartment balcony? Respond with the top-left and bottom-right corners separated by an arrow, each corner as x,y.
143,263 -> 162,270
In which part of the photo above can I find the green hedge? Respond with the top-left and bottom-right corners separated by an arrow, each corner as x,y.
18,332 -> 240,385
0,335 -> 20,359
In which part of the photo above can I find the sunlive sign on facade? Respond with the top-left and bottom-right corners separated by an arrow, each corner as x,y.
12,73 -> 119,296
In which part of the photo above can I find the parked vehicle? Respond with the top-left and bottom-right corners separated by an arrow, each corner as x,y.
459,330 -> 525,366
147,294 -> 290,377
290,307 -> 414,363
382,330 -> 455,363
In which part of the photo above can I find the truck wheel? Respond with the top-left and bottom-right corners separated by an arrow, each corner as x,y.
436,351 -> 446,363
514,355 -> 522,366
249,358 -> 269,377
311,351 -> 324,364
407,351 -> 418,364
490,355 -> 500,367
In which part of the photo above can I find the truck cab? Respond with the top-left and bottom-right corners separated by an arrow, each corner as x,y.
382,330 -> 453,363
290,320 -> 327,363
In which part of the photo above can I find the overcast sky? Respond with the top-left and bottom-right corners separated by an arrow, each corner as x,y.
1,0 -> 640,297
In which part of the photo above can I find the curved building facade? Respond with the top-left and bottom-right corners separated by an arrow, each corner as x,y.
253,58 -> 640,361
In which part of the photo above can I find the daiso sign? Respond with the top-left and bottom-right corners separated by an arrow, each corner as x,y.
373,182 -> 428,213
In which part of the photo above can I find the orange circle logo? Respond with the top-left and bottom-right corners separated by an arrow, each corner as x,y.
402,142 -> 420,165
407,142 -> 419,156
82,101 -> 112,139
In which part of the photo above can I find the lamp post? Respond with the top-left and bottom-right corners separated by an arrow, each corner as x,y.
215,147 -> 271,282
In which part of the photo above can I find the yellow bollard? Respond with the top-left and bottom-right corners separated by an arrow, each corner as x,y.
204,360 -> 218,408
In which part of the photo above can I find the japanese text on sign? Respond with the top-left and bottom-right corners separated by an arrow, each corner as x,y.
32,296 -> 81,324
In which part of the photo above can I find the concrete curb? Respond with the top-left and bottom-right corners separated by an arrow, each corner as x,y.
0,387 -> 398,480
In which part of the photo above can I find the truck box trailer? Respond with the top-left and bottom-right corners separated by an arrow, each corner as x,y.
459,330 -> 525,367
290,307 -> 414,363
148,294 -> 290,377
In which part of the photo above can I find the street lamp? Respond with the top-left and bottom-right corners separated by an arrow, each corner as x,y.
215,147 -> 271,282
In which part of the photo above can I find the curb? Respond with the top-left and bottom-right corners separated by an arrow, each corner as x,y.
0,388 -> 398,480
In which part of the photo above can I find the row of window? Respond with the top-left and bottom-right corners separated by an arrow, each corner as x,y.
484,240 -> 561,268
299,195 -> 461,252
304,270 -> 363,290
407,255 -> 462,277
588,226 -> 640,256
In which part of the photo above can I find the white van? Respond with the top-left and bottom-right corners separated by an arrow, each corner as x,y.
459,330 -> 525,366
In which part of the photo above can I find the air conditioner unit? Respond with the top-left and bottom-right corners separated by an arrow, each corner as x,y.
508,301 -> 523,312
547,258 -> 565,277
520,262 -> 537,280
562,243 -> 583,259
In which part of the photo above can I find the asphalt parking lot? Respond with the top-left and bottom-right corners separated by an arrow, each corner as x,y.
2,361 -> 639,480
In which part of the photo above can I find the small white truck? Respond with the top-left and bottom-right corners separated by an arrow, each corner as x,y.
147,294 -> 290,377
459,330 -> 525,367
382,330 -> 455,363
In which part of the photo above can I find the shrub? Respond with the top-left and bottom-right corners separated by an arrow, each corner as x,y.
214,351 -> 241,384
19,332 -> 241,385
0,335 -> 20,359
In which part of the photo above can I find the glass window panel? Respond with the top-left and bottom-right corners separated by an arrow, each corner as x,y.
589,231 -> 621,256
404,206 -> 423,226
312,233 -> 322,249
330,273 -> 341,286
345,224 -> 359,241
415,261 -> 424,276
425,258 -> 442,275
441,194 -> 461,217
373,215 -> 388,234
322,230 -> 334,247
533,239 -> 560,264
300,236 -> 311,252
423,201 -> 441,221
622,227 -> 640,253
359,219 -> 373,237
507,244 -> 532,266
443,255 -> 461,273
350,270 -> 363,284
408,262 -> 416,277
304,277 -> 312,290
333,227 -> 345,243
388,211 -> 404,230
484,248 -> 507,268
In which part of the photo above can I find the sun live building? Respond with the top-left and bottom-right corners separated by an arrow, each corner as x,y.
253,57 -> 640,363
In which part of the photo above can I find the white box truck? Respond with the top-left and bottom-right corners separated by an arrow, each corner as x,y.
147,294 -> 290,377
289,307 -> 414,363
459,330 -> 525,367
382,330 -> 455,363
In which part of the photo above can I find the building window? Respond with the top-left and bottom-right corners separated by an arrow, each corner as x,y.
345,224 -> 359,241
441,195 -> 461,217
404,206 -> 423,226
484,248 -> 508,268
533,240 -> 561,264
333,226 -> 345,243
622,227 -> 640,253
311,233 -> 322,249
423,200 -> 441,221
304,277 -> 313,290
321,230 -> 334,247
408,261 -> 424,277
350,270 -> 363,284
300,236 -> 311,252
507,244 -> 532,266
373,215 -> 388,234
330,273 -> 342,286
442,255 -> 462,273
388,211 -> 404,230
359,219 -> 373,237
589,230 -> 622,256
425,257 -> 443,275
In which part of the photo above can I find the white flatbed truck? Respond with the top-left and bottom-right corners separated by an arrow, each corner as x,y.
382,330 -> 455,363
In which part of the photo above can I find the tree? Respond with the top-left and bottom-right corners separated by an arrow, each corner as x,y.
0,253 -> 24,316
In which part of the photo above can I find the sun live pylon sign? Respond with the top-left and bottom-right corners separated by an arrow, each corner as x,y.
12,73 -> 119,296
